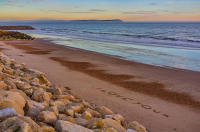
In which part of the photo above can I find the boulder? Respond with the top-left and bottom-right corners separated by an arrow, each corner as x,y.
58,114 -> 67,120
96,106 -> 114,116
87,118 -> 104,129
75,118 -> 88,126
32,89 -> 52,102
25,100 -> 45,118
24,88 -> 34,97
48,106 -> 59,116
0,81 -> 8,90
55,120 -> 94,132
104,128 -> 118,132
61,116 -> 76,123
85,108 -> 101,118
65,109 -> 74,117
82,111 -> 92,120
0,90 -> 26,115
38,111 -> 57,125
0,116 -> 42,132
103,118 -> 126,132
0,108 -> 17,120
41,125 -> 55,132
54,94 -> 75,100
126,129 -> 137,132
46,85 -> 62,95
4,79 -> 17,89
30,78 -> 40,86
67,103 -> 84,113
50,100 -> 68,113
2,67 -> 14,75
37,74 -> 51,86
105,114 -> 124,124
0,116 -> 32,132
128,121 -> 147,132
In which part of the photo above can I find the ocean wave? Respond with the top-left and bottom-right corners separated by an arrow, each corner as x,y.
81,30 -> 200,43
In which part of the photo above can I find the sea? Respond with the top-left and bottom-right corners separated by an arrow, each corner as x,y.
0,20 -> 200,72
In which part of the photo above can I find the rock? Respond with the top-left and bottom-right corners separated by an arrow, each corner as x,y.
48,106 -> 59,116
4,79 -> 17,89
87,118 -> 104,129
41,125 -> 55,132
0,116 -> 32,132
103,118 -> 126,132
96,106 -> 114,116
0,90 -> 26,115
128,121 -> 147,132
55,120 -> 94,132
126,129 -> 137,132
82,100 -> 93,108
2,67 -> 14,75
82,111 -> 92,120
14,80 -> 25,89
38,111 -> 57,125
0,81 -> 8,90
104,128 -> 118,132
10,89 -> 30,101
105,114 -> 124,124
14,80 -> 32,91
65,109 -> 74,117
37,74 -> 51,86
46,85 -> 62,95
25,100 -> 45,118
67,103 -> 84,113
30,78 -> 40,86
61,116 -> 76,123
21,116 -> 42,132
85,108 -> 101,118
32,89 -> 52,102
75,118 -> 88,126
55,94 -> 75,100
50,100 -> 68,113
24,88 -> 34,96
74,112 -> 82,118
0,108 -> 17,120
58,114 -> 67,120
0,116 -> 42,132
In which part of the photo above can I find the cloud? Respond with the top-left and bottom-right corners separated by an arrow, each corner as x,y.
40,9 -> 95,14
123,11 -> 157,15
149,2 -> 157,6
89,9 -> 106,12
40,9 -> 107,14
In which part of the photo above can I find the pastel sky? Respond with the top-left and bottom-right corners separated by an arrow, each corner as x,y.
0,0 -> 200,21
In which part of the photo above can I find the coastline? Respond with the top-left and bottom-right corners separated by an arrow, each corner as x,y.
0,38 -> 200,132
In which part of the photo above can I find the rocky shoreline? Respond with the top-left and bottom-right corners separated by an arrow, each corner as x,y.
0,26 -> 34,30
0,52 -> 147,132
0,30 -> 34,40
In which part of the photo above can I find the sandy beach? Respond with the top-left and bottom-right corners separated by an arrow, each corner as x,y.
0,39 -> 200,132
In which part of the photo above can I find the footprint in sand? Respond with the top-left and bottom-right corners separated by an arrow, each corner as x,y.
108,91 -> 118,96
100,89 -> 106,93
141,104 -> 152,109
162,114 -> 169,118
153,109 -> 160,113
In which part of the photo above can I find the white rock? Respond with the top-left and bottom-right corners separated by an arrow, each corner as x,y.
55,120 -> 94,132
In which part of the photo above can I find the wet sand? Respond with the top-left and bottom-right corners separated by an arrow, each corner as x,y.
0,39 -> 200,132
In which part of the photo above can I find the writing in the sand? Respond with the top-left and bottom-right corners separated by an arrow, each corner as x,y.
96,87 -> 169,118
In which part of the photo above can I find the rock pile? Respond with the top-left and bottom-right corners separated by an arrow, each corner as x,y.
0,30 -> 34,40
0,52 -> 147,132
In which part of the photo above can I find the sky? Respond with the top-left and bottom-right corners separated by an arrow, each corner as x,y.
0,0 -> 200,21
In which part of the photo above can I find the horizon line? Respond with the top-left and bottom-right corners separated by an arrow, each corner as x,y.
0,19 -> 200,23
